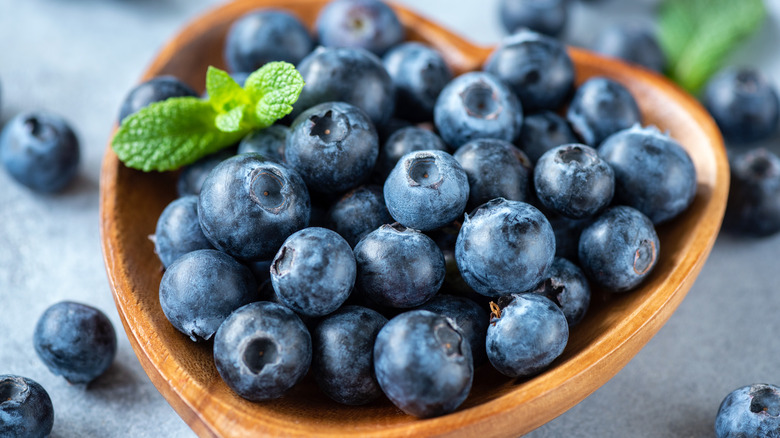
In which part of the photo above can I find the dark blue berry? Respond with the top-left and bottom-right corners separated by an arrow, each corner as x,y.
434,72 -> 523,148
153,195 -> 213,268
534,143 -> 614,219
224,9 -> 313,73
159,249 -> 258,341
316,0 -> 404,56
716,384 -> 780,438
484,30 -> 574,112
547,213 -> 591,260
486,293 -> 568,377
327,185 -> 392,247
237,125 -> 288,163
246,259 -> 273,285
567,76 -> 641,147
417,294 -> 489,366
456,198 -> 555,297
287,102 -> 379,193
377,127 -> 449,181
313,305 -> 387,405
271,227 -> 356,317
34,302 -> 117,384
384,150 -> 469,231
293,47 -> 395,126
198,154 -> 310,260
213,301 -> 311,401
499,0 -> 568,37
529,257 -> 590,326
593,24 -> 666,73
0,111 -> 80,193
599,125 -> 697,224
578,206 -> 659,293
703,67 -> 780,144
725,148 -> 780,237
118,76 -> 197,122
176,147 -> 236,197
374,310 -> 473,418
354,224 -> 445,308
453,138 -> 533,211
383,42 -> 452,122
0,375 -> 54,438
518,111 -> 579,164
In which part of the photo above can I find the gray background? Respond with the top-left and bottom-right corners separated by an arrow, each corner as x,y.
1,0 -> 779,436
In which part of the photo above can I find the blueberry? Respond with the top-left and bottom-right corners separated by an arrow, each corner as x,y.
153,195 -> 213,268
354,224 -> 445,308
703,67 -> 780,144
486,293 -> 568,378
224,9 -> 314,74
0,111 -> 80,193
593,24 -> 666,73
214,301 -> 311,401
198,154 -> 310,261
383,150 -> 469,231
0,375 -> 54,438
578,206 -> 659,293
453,138 -> 533,210
34,301 -> 117,384
417,295 -> 489,366
377,126 -> 449,181
327,185 -> 392,247
373,310 -> 473,418
724,148 -> 780,237
529,257 -> 590,326
176,147 -> 236,197
293,47 -> 395,126
599,125 -> 697,224
426,223 -> 486,301
567,76 -> 641,147
237,125 -> 288,163
518,111 -> 579,164
499,0 -> 568,37
287,102 -> 379,193
716,384 -> 780,438
312,305 -> 387,405
376,117 -> 413,145
484,30 -> 574,112
456,198 -> 555,297
534,143 -> 614,219
316,0 -> 404,56
159,249 -> 257,341
271,227 -> 356,317
383,42 -> 453,122
434,71 -> 523,147
118,76 -> 197,122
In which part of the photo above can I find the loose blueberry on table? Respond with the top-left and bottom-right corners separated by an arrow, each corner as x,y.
716,384 -> 780,438
34,301 -> 117,384
0,375 -> 54,438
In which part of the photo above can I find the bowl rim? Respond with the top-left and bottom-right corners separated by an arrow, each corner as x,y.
99,1 -> 729,437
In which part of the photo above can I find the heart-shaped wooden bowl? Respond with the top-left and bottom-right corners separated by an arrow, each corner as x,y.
99,1 -> 729,436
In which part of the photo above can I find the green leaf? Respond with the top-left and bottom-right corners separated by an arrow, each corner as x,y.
659,0 -> 766,93
215,104 -> 248,133
112,97 -> 246,172
206,66 -> 249,113
244,61 -> 305,128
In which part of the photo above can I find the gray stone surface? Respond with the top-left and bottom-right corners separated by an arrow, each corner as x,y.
0,0 -> 778,437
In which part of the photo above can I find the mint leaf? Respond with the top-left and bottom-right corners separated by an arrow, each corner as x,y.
659,0 -> 766,93
112,97 -> 244,172
111,63 -> 304,172
244,61 -> 305,128
206,66 -> 249,113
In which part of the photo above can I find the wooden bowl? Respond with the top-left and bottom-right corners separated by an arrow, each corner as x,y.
99,0 -> 729,436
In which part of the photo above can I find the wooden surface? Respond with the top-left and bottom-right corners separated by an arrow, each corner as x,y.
98,0 -> 730,436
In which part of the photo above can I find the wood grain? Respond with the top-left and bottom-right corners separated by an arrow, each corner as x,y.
99,0 -> 729,436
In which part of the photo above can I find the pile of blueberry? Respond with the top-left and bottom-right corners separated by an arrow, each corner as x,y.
126,0 -> 703,419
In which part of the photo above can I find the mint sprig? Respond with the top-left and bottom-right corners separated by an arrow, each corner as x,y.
112,62 -> 304,172
658,0 -> 766,93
